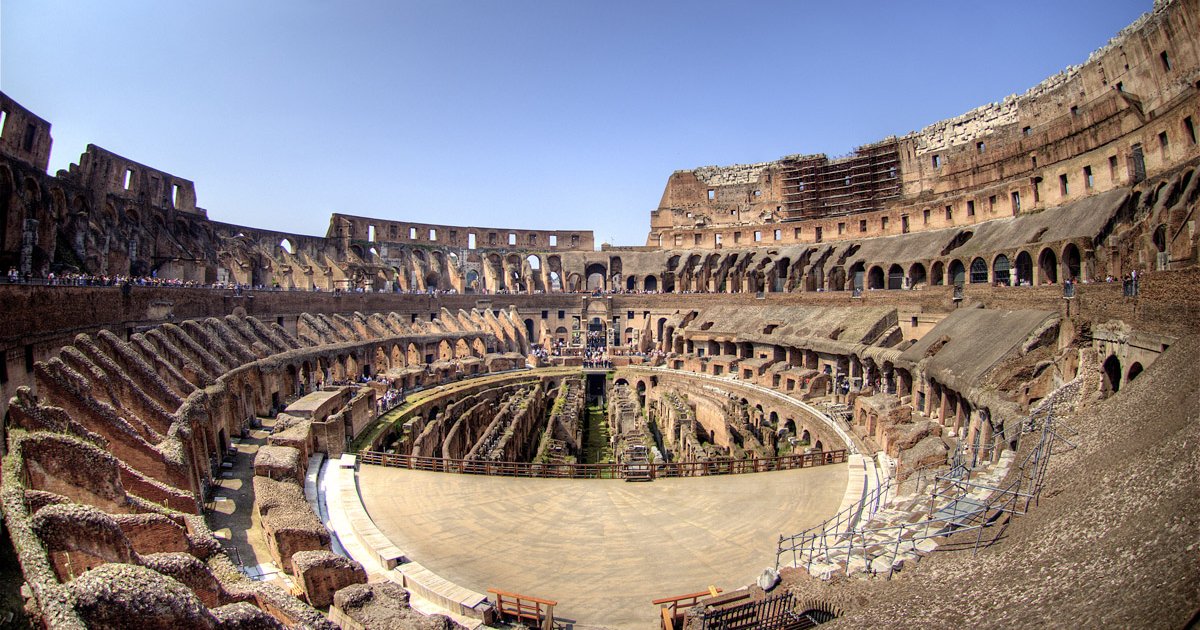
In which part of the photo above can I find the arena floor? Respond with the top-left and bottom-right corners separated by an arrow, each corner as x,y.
357,464 -> 848,628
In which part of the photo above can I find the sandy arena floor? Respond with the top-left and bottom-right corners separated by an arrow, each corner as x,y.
358,464 -> 847,629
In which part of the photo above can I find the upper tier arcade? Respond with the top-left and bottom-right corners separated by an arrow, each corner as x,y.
647,0 -> 1200,249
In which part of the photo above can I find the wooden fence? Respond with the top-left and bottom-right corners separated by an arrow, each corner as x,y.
357,449 -> 847,480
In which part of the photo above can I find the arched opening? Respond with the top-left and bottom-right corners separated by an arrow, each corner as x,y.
848,262 -> 866,291
827,266 -> 845,291
773,258 -> 790,292
548,271 -> 562,291
1152,224 -> 1168,253
1102,354 -> 1122,395
908,263 -> 927,288
526,254 -> 540,270
969,257 -> 988,284
1014,251 -> 1033,286
585,262 -> 606,292
1126,362 -> 1143,383
1062,243 -> 1082,282
867,265 -> 885,290
279,238 -> 294,255
805,267 -> 824,292
523,318 -> 535,342
464,270 -> 479,293
948,259 -> 966,286
930,261 -> 945,286
1038,248 -> 1059,284
992,254 -> 1011,286
887,264 -> 904,290
626,275 -> 638,291
643,275 -> 658,292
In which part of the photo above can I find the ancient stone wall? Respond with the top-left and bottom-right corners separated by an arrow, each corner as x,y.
647,0 -> 1200,253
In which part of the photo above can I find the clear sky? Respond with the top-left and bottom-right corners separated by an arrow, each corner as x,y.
2,0 -> 1149,247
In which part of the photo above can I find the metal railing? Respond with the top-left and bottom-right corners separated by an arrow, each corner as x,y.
776,407 -> 1070,579
358,448 -> 847,480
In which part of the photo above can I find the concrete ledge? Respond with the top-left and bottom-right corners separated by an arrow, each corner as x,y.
320,457 -> 490,622
339,469 -> 407,570
393,562 -> 491,619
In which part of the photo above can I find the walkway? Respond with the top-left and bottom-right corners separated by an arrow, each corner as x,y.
356,463 -> 847,629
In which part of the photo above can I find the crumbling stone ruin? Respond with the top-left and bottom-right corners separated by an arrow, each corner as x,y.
1,0 -> 1198,627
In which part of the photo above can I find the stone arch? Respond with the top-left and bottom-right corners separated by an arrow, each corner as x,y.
969,257 -> 989,284
1062,243 -> 1082,282
1014,251 -> 1033,286
585,262 -> 606,292
390,344 -> 405,369
930,261 -> 945,286
643,275 -> 658,292
827,266 -> 846,291
1038,248 -> 1059,284
908,263 -> 927,287
1152,223 -> 1168,253
992,254 -> 1011,286
948,259 -> 966,286
373,346 -> 389,372
805,266 -> 824,291
625,275 -> 638,291
866,265 -> 885,290
1102,354 -> 1122,395
848,261 -> 866,291
1127,362 -> 1144,383
887,264 -> 904,290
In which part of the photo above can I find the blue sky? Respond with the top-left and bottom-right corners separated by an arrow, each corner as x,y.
2,1 -> 1149,247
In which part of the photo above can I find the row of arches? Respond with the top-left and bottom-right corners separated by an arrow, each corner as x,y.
827,243 -> 1084,292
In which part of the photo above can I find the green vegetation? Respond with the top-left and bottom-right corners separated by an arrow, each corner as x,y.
582,404 -> 614,464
